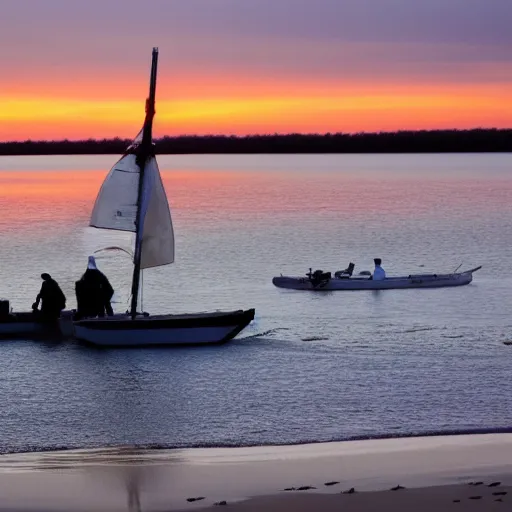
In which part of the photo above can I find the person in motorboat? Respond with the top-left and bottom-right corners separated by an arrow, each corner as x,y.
32,273 -> 66,322
371,258 -> 386,280
75,256 -> 114,319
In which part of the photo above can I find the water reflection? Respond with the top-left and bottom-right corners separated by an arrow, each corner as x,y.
0,154 -> 512,453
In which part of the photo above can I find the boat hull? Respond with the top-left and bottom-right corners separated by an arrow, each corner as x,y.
272,271 -> 478,291
0,311 -> 72,340
0,320 -> 46,339
73,309 -> 255,346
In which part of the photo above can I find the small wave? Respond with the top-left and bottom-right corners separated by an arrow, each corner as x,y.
442,335 -> 464,339
404,327 -> 436,334
301,336 -> 329,342
238,327 -> 289,341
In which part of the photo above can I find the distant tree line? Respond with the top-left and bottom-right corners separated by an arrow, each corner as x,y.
1,129 -> 511,155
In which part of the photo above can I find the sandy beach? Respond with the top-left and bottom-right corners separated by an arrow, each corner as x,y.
0,434 -> 510,511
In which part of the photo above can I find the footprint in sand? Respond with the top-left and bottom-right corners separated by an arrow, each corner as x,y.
297,486 -> 316,491
342,487 -> 356,494
492,491 -> 507,496
214,501 -> 227,506
283,488 -> 296,491
469,496 -> 482,500
186,497 -> 205,503
453,499 -> 461,503
390,485 -> 406,491
324,481 -> 340,486
488,482 -> 501,487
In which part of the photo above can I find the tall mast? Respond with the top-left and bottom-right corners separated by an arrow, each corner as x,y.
130,47 -> 159,319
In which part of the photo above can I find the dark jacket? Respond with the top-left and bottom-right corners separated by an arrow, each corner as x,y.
75,268 -> 114,319
38,278 -> 66,310
80,269 -> 114,299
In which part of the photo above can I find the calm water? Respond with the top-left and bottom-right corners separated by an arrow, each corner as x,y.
0,153 -> 511,454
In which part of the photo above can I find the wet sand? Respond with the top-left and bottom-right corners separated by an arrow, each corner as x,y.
0,434 -> 510,511
185,484 -> 511,512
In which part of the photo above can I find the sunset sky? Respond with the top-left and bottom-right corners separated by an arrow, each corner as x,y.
1,0 -> 511,140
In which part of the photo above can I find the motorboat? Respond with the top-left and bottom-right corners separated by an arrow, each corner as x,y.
0,300 -> 75,340
272,265 -> 482,291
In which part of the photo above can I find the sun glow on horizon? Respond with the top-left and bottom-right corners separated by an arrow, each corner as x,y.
1,75 -> 511,141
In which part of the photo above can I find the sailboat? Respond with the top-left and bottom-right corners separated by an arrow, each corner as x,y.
73,48 -> 255,346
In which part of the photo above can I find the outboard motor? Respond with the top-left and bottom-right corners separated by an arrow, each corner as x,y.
310,270 -> 332,288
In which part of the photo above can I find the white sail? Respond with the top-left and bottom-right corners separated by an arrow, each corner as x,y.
90,153 -> 140,232
138,156 -> 175,269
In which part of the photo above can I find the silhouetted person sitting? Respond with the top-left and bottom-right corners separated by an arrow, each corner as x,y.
75,256 -> 114,320
32,273 -> 66,323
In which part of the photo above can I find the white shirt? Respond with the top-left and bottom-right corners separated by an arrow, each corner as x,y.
373,265 -> 386,280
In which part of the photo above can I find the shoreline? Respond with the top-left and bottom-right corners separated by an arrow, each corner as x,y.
0,433 -> 510,510
2,425 -> 512,456
1,128 -> 512,156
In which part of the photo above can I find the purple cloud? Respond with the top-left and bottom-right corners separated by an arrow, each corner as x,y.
1,0 -> 510,85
